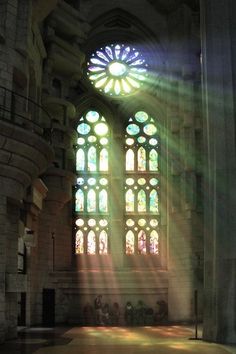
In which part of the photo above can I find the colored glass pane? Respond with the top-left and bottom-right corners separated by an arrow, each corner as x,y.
75,230 -> 84,254
99,219 -> 108,227
150,190 -> 158,212
100,137 -> 108,145
77,137 -> 85,145
77,177 -> 84,185
126,189 -> 134,212
138,230 -> 146,254
99,231 -> 108,254
99,178 -> 108,186
150,230 -> 159,254
150,178 -> 158,186
126,231 -> 134,254
126,149 -> 134,170
77,123 -> 90,135
126,124 -> 140,135
149,149 -> 158,171
76,149 -> 85,171
126,178 -> 134,186
138,178 -> 146,185
75,218 -> 84,227
126,138 -> 134,145
94,122 -> 108,135
75,190 -> 84,212
150,219 -> 158,227
138,147 -> 146,171
143,124 -> 157,136
126,219 -> 135,227
137,136 -> 146,143
138,219 -> 146,226
86,110 -> 99,122
149,138 -> 158,146
87,231 -> 96,254
88,146 -> 96,171
88,178 -> 96,186
88,136 -> 97,143
87,190 -> 96,212
138,190 -> 146,212
99,189 -> 108,212
88,219 -> 96,227
135,111 -> 148,123
100,148 -> 108,171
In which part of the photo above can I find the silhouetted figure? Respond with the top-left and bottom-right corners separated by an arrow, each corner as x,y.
154,300 -> 168,324
94,295 -> 103,325
102,303 -> 110,325
124,301 -> 134,326
135,300 -> 145,325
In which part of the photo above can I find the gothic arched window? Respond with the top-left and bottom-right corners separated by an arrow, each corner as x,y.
125,111 -> 160,255
75,110 -> 109,254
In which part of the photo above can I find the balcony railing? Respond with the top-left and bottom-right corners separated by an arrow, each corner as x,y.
0,85 -> 52,142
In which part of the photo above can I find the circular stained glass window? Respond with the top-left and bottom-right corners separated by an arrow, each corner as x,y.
88,178 -> 96,186
77,177 -> 84,185
99,219 -> 108,227
87,44 -> 148,96
126,219 -> 135,227
149,138 -> 158,146
150,178 -> 159,186
77,137 -> 85,145
94,122 -> 108,135
88,136 -> 97,143
126,124 -> 140,135
99,178 -> 108,185
143,124 -> 157,136
76,219 -> 84,227
137,136 -> 146,144
126,178 -> 135,186
126,138 -> 134,145
150,219 -> 158,227
77,123 -> 90,135
100,137 -> 108,145
135,111 -> 149,123
88,219 -> 96,227
86,110 -> 99,122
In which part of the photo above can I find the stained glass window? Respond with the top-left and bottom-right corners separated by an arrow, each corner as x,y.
75,110 -> 109,255
87,44 -> 148,96
125,111 -> 160,255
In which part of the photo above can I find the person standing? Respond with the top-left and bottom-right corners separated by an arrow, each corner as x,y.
94,294 -> 103,325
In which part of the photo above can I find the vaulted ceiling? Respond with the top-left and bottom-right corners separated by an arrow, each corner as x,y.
147,0 -> 199,14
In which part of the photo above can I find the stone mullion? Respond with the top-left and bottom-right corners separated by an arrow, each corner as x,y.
0,195 -> 7,343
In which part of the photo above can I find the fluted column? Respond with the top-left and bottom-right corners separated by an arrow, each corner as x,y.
201,0 -> 236,343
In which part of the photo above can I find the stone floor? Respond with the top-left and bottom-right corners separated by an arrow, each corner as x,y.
1,325 -> 236,354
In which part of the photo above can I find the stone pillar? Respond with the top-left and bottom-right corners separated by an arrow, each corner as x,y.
201,0 -> 236,343
0,196 -> 6,343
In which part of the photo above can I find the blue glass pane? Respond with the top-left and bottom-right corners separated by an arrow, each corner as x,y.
88,146 -> 97,171
77,123 -> 91,135
126,124 -> 140,135
150,190 -> 158,212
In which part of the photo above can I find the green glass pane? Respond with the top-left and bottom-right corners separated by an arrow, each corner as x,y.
99,148 -> 108,171
94,122 -> 108,136
149,138 -> 158,146
138,230 -> 146,254
75,189 -> 84,212
126,124 -> 140,135
150,190 -> 158,213
126,219 -> 135,227
138,178 -> 146,186
126,138 -> 134,145
86,111 -> 99,122
77,123 -> 91,135
150,230 -> 159,254
150,178 -> 159,186
149,149 -> 158,171
126,231 -> 134,254
137,136 -> 146,143
135,111 -> 149,123
126,149 -> 134,171
75,230 -> 84,254
99,189 -> 108,212
77,137 -> 85,145
88,178 -> 96,186
87,231 -> 96,254
143,124 -> 157,136
126,178 -> 134,186
138,190 -> 146,212
99,230 -> 108,254
87,190 -> 96,212
76,149 -> 85,171
88,146 -> 96,171
138,147 -> 146,171
126,189 -> 134,212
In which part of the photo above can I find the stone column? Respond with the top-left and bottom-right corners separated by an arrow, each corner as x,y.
0,196 -> 6,343
201,0 -> 236,343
